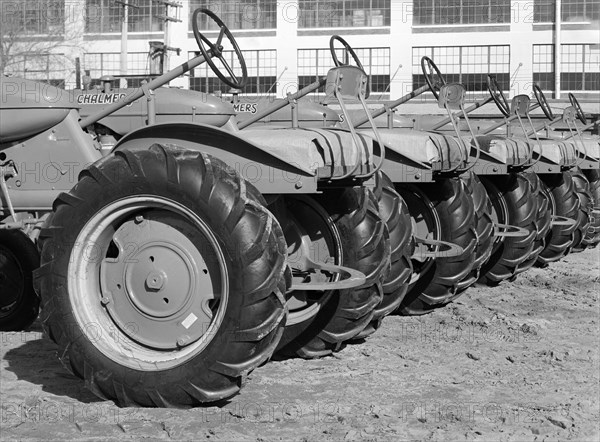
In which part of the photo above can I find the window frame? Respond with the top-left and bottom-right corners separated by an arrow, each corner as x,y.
85,0 -> 164,35
412,45 -> 511,97
297,47 -> 391,96
298,0 -> 391,29
188,49 -> 278,95
533,0 -> 600,23
188,0 -> 277,31
412,0 -> 511,26
0,0 -> 65,36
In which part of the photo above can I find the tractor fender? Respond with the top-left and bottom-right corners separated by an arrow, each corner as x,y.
112,122 -> 317,194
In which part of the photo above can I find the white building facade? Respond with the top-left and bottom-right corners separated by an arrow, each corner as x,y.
1,0 -> 598,99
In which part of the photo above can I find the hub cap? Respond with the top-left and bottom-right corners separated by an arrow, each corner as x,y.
101,213 -> 214,349
68,196 -> 228,370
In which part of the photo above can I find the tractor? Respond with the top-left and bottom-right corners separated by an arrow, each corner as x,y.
231,35 -> 598,302
0,10 -> 398,407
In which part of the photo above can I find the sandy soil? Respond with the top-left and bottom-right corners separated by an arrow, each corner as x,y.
1,247 -> 599,441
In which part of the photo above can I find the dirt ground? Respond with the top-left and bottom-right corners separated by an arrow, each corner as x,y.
1,247 -> 598,441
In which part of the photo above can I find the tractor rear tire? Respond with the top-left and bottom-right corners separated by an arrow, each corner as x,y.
478,173 -> 537,285
537,172 -> 580,265
455,171 -> 494,292
354,172 -> 413,338
0,230 -> 40,331
278,187 -> 390,358
515,172 -> 552,274
569,167 -> 593,251
35,145 -> 288,407
582,169 -> 600,248
397,177 -> 477,315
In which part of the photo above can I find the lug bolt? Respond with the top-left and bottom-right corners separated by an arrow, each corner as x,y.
100,297 -> 110,306
177,335 -> 191,347
134,215 -> 144,224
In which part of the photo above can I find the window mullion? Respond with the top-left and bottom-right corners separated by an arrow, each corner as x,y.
582,44 -> 586,91
459,46 -> 463,85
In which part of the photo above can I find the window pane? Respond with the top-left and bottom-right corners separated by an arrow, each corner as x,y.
189,50 -> 278,94
85,0 -> 163,34
298,0 -> 390,28
297,47 -> 390,96
190,0 -> 277,30
1,1 -> 65,35
412,45 -> 510,97
413,0 -> 510,25
562,0 -> 599,21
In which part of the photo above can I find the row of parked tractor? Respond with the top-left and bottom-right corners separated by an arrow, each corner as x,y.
1,9 -> 598,408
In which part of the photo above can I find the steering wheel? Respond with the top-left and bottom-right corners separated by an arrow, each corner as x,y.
192,8 -> 247,89
569,93 -> 588,125
420,56 -> 446,100
486,75 -> 510,117
532,84 -> 554,120
329,35 -> 364,70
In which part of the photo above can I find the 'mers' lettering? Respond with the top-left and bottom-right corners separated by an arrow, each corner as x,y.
232,103 -> 257,113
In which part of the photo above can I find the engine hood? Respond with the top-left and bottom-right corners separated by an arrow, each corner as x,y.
233,98 -> 340,127
75,87 -> 235,134
1,76 -> 77,109
1,77 -> 77,142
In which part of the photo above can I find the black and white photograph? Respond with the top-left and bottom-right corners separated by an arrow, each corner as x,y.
0,0 -> 599,440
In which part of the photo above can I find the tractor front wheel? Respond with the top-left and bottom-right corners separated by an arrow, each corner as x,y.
397,178 -> 477,315
355,172 -> 413,338
277,187 -> 390,357
537,172 -> 580,265
478,173 -> 537,285
0,230 -> 40,331
582,169 -> 600,248
569,167 -> 594,252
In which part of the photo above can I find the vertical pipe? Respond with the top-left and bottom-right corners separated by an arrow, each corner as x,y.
555,0 -> 561,99
75,57 -> 81,89
120,2 -> 128,87
164,3 -> 170,74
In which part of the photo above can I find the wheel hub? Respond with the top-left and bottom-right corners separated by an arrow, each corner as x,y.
100,212 -> 218,350
279,197 -> 342,325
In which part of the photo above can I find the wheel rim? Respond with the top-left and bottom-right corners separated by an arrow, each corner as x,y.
0,245 -> 24,318
282,196 -> 342,326
68,196 -> 228,370
398,187 -> 441,284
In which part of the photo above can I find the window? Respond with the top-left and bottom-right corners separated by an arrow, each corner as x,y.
3,53 -> 66,87
413,0 -> 510,25
533,44 -> 555,91
562,0 -> 600,21
1,1 -> 64,35
531,44 -> 600,91
189,0 -> 276,30
412,46 -> 510,95
533,0 -> 555,22
298,0 -> 390,28
189,50 -> 277,94
85,0 -> 164,33
297,47 -> 390,95
533,0 -> 600,22
561,44 -> 600,91
83,52 -> 151,87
